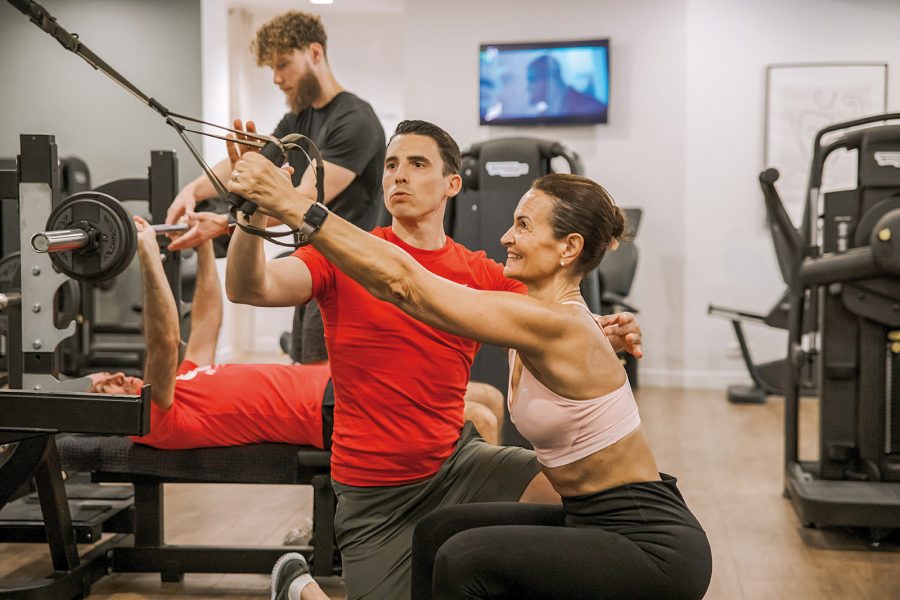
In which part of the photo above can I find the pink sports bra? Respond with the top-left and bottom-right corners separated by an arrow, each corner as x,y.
507,302 -> 641,468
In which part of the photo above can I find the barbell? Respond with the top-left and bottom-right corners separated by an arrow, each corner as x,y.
0,291 -> 21,310
29,191 -> 189,282
0,252 -> 22,332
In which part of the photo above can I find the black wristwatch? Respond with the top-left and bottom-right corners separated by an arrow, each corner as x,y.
299,202 -> 330,242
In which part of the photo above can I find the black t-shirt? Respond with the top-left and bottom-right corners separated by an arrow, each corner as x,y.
272,92 -> 386,364
272,91 -> 385,230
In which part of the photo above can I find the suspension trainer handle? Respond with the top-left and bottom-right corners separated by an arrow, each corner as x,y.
227,140 -> 287,217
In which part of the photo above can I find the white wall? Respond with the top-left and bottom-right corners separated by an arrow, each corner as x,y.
0,0 -> 203,189
682,0 -> 900,387
403,0 -> 900,388
199,0 -> 900,384
403,0 -> 690,385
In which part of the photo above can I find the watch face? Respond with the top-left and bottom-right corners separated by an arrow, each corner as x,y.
304,203 -> 329,228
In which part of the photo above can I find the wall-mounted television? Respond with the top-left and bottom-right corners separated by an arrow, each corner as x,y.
479,38 -> 609,126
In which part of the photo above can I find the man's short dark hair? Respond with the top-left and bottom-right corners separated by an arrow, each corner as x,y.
251,11 -> 328,65
390,120 -> 461,176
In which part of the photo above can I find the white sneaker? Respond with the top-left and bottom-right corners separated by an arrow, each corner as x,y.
271,552 -> 310,600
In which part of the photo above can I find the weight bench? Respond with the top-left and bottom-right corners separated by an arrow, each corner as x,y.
54,435 -> 338,580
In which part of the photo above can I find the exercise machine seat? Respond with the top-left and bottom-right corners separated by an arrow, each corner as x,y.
57,435 -> 330,484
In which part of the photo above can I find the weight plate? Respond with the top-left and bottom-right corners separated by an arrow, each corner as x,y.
0,252 -> 21,336
0,252 -> 21,294
45,192 -> 137,282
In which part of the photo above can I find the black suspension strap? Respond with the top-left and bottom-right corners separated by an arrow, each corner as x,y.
7,0 -> 325,248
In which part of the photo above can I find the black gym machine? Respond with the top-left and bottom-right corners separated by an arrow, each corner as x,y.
0,134 -> 339,599
775,114 -> 900,537
0,133 -> 155,599
1,0 -> 340,596
720,113 -> 900,538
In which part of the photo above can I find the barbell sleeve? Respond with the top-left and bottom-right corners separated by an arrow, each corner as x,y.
0,291 -> 21,309
31,229 -> 90,253
31,223 -> 190,254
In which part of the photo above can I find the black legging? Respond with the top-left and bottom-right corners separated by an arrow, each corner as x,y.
411,474 -> 712,600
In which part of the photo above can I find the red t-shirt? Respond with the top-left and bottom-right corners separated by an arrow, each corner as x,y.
293,227 -> 526,486
130,360 -> 332,450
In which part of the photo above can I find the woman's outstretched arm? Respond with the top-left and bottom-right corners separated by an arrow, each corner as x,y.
227,152 -> 588,356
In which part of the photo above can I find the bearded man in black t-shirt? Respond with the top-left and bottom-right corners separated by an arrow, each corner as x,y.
165,11 -> 385,363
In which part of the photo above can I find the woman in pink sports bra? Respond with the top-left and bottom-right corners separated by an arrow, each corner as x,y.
234,151 -> 711,599
409,174 -> 712,600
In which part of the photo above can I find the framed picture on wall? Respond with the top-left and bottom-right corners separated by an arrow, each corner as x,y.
764,62 -> 888,223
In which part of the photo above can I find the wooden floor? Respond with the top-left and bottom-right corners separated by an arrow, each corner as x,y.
2,386 -> 899,599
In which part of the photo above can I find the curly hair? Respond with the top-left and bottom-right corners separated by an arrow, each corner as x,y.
251,11 -> 328,66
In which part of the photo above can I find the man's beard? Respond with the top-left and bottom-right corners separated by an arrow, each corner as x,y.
290,72 -> 322,113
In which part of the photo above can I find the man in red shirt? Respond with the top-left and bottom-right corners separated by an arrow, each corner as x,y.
87,216 -> 333,450
226,120 -> 642,599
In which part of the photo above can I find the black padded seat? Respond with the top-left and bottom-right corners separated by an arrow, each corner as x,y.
57,435 -> 330,484
52,435 -> 338,579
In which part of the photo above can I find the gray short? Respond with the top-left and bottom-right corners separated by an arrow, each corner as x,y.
290,300 -> 328,364
332,422 -> 539,600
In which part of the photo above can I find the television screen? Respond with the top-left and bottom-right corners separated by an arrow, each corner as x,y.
479,39 -> 609,126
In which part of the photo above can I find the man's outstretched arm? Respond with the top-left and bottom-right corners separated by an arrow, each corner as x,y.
135,216 -> 180,410
183,240 -> 222,367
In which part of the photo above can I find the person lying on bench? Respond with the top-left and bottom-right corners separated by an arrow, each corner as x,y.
86,215 -> 501,449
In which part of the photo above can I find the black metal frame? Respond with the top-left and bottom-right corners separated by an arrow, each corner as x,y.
0,443 -> 338,596
777,113 -> 900,534
92,467 -> 337,581
0,134 -> 339,598
0,435 -> 138,599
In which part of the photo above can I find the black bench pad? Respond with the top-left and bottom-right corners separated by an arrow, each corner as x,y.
57,435 -> 330,484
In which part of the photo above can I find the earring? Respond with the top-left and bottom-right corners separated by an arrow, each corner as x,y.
560,260 -> 566,267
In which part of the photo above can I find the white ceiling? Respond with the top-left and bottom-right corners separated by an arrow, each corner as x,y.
229,0 -> 404,15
